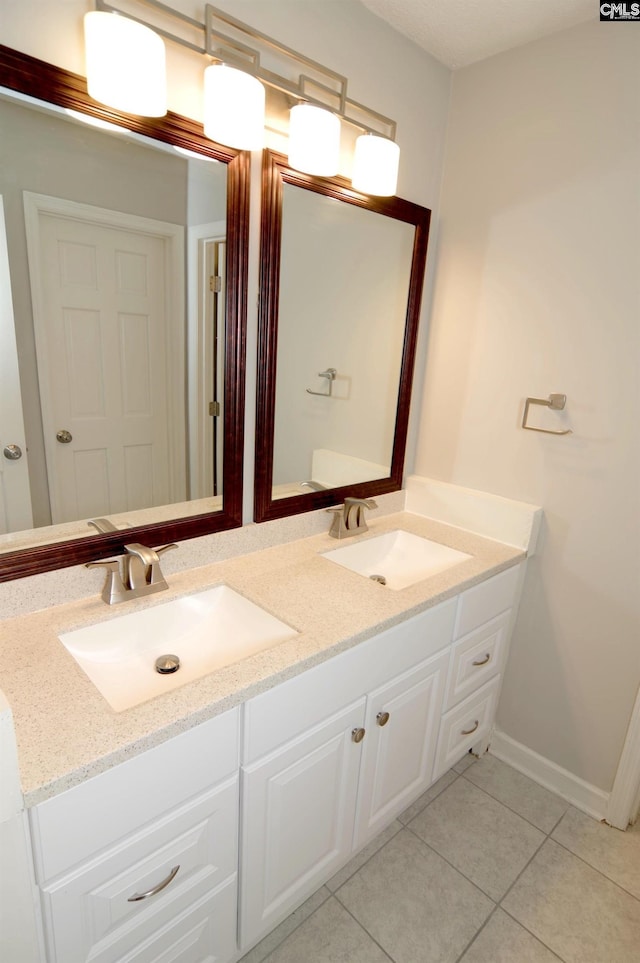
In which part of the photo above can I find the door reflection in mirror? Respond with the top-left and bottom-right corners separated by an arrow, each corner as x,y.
273,183 -> 415,498
0,95 -> 227,531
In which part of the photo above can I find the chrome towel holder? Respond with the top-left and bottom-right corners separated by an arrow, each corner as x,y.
522,393 -> 572,435
306,368 -> 337,397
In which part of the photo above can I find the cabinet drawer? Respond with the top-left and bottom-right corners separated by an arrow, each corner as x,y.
115,875 -> 237,963
243,598 -> 456,764
31,707 -> 239,882
443,611 -> 510,711
454,564 -> 521,639
432,677 -> 500,781
40,777 -> 238,963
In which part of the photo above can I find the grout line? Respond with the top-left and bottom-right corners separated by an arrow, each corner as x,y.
332,895 -> 396,962
397,771 -> 461,826
238,887 -> 331,963
548,836 -> 640,905
329,821 -> 404,893
403,821 -> 499,903
459,767 -> 569,835
452,904 -> 500,963
498,906 -> 566,962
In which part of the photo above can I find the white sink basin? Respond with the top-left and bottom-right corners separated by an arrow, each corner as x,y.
322,530 -> 471,591
59,586 -> 298,712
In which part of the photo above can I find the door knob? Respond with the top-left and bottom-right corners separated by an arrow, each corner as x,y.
3,444 -> 23,460
56,429 -> 73,444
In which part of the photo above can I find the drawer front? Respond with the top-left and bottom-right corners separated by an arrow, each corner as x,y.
117,875 -> 237,963
454,564 -> 521,639
432,677 -> 500,781
41,777 -> 238,963
243,599 -> 456,764
443,611 -> 511,711
32,706 -> 240,882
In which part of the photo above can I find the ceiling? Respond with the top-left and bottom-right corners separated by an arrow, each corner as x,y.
360,0 -> 596,69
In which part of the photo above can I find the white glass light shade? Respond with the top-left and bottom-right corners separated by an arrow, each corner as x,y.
84,12 -> 167,117
352,134 -> 400,196
288,104 -> 340,176
203,65 -> 265,150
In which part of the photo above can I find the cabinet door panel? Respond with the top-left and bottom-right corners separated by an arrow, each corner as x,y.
354,651 -> 448,850
240,699 -> 365,951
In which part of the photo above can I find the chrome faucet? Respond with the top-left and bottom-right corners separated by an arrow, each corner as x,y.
327,497 -> 378,539
86,522 -> 178,604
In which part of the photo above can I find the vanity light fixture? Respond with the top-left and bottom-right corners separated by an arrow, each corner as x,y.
288,104 -> 340,176
204,63 -> 265,150
83,11 -> 167,117
84,1 -> 400,192
352,133 -> 400,197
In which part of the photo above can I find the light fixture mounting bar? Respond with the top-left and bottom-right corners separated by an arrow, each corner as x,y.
93,0 -> 397,139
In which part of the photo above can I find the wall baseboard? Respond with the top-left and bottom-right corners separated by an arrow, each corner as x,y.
489,728 -> 609,822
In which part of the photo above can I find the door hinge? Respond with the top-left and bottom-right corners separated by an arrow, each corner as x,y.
209,275 -> 222,293
209,401 -> 221,416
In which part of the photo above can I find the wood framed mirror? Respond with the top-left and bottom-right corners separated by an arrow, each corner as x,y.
0,45 -> 249,581
254,150 -> 431,523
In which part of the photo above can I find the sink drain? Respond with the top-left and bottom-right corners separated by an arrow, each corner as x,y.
155,654 -> 180,674
369,574 -> 387,586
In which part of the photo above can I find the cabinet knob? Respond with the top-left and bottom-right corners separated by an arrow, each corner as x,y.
376,711 -> 390,727
472,653 -> 491,667
461,719 -> 480,736
352,727 -> 366,744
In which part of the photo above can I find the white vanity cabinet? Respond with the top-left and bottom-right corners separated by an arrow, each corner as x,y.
239,563 -> 523,953
29,708 -> 240,963
238,599 -> 456,951
23,561 -> 524,963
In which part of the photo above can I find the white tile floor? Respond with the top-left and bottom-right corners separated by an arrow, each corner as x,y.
239,753 -> 640,963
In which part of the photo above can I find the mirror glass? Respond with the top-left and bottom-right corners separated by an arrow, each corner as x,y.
255,151 -> 431,523
1,94 -> 227,538
272,183 -> 415,498
0,48 -> 248,580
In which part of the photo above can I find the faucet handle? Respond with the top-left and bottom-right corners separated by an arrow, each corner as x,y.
326,506 -> 349,539
149,543 -> 178,585
85,559 -> 128,604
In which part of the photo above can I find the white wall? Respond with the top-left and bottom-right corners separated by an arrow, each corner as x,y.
416,21 -> 640,792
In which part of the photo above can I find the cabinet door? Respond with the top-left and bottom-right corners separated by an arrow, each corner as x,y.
239,699 -> 366,952
353,651 -> 449,851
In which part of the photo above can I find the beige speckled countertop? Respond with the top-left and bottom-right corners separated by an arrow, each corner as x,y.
0,512 -> 524,807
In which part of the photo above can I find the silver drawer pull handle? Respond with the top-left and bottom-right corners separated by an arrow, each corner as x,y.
461,720 -> 480,736
127,864 -> 180,902
472,653 -> 491,667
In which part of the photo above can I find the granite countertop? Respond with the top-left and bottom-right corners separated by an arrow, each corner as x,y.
0,512 -> 524,806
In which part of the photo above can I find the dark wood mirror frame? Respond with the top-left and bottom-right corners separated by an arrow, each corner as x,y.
254,149 -> 431,524
0,45 -> 249,582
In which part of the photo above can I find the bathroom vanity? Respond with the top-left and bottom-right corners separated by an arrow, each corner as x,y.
0,512 -> 526,962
